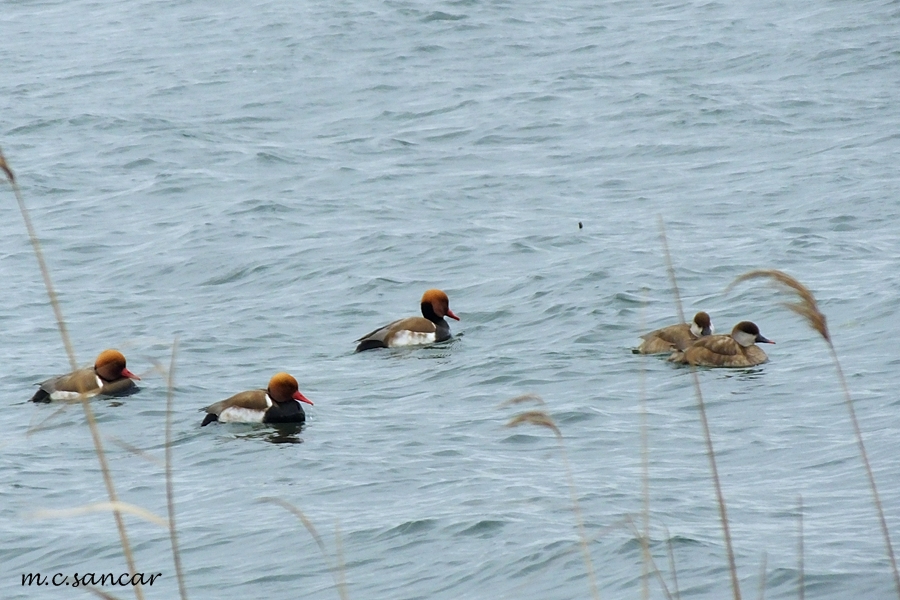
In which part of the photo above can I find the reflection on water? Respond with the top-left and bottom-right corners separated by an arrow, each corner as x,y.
237,424 -> 305,445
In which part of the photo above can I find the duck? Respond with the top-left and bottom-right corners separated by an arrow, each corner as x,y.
669,321 -> 774,367
355,289 -> 459,352
201,372 -> 313,426
634,311 -> 714,354
29,349 -> 140,403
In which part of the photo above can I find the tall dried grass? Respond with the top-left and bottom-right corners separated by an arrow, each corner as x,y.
258,497 -> 350,600
658,217 -> 742,600
8,146 -> 193,599
729,269 -> 900,599
500,395 -> 600,600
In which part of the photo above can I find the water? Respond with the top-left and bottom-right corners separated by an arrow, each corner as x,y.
2,0 -> 900,598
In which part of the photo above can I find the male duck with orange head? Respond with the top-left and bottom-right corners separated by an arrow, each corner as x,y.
355,289 -> 460,352
201,372 -> 313,426
29,349 -> 140,402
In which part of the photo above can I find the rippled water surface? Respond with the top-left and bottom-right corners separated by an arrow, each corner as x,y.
3,1 -> 900,598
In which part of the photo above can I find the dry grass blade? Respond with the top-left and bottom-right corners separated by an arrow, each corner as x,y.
624,516 -> 674,600
663,526 -> 681,600
2,146 -> 77,370
657,215 -> 685,324
730,269 -> 900,599
162,341 -> 190,600
659,218 -> 742,600
500,517 -> 634,600
334,521 -> 348,598
757,552 -> 767,600
637,292 -> 652,600
728,270 -> 828,340
505,406 -> 599,600
5,147 -> 144,600
797,496 -> 804,600
0,148 -> 15,183
26,402 -> 72,436
258,497 -> 349,600
32,501 -> 169,527
106,436 -> 165,468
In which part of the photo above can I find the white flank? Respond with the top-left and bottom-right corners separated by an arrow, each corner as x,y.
389,330 -> 437,347
50,389 -> 100,401
218,407 -> 266,423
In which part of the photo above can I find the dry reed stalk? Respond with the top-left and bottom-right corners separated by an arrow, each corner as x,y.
638,293 -> 651,600
163,341 -> 189,600
258,497 -> 350,600
757,552 -> 767,600
3,147 -> 145,600
33,501 -> 168,527
658,217 -> 742,600
663,525 -> 681,600
624,516 -> 675,600
106,436 -> 166,468
729,269 -> 900,599
797,495 -> 804,600
505,407 -> 600,600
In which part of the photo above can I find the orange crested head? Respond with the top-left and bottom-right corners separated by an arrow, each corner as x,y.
267,372 -> 313,405
421,289 -> 459,321
94,349 -> 140,382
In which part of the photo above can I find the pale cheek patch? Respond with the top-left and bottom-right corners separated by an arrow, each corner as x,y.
218,407 -> 266,424
733,331 -> 756,347
389,331 -> 437,347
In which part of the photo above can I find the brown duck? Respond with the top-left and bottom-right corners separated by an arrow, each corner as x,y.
669,321 -> 774,367
635,311 -> 714,354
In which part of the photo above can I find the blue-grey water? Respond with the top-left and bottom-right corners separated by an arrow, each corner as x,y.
2,1 -> 900,598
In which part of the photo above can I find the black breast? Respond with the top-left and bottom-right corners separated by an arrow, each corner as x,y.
263,401 -> 307,424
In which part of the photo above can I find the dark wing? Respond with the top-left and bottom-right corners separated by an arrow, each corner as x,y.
355,318 -> 406,344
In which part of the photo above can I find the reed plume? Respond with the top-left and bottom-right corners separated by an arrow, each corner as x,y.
729,269 -> 900,599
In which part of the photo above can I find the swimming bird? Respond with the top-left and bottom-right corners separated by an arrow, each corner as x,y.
669,321 -> 774,367
201,372 -> 313,426
634,311 -> 714,354
29,349 -> 140,403
355,289 -> 459,352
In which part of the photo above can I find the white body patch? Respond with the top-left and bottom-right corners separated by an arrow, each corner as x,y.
218,407 -> 266,424
389,330 -> 437,347
50,377 -> 103,401
216,394 -> 272,424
